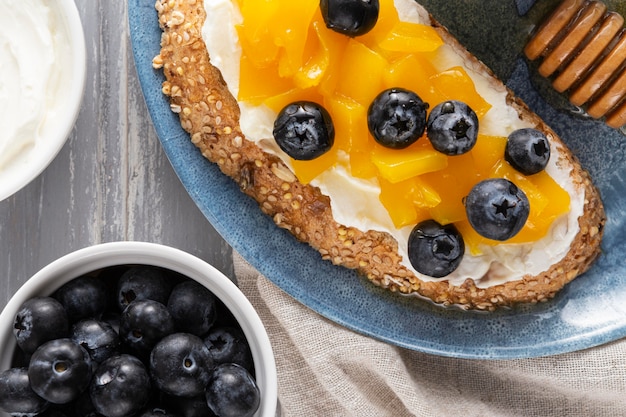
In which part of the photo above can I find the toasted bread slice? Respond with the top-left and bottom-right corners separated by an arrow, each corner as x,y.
153,0 -> 605,310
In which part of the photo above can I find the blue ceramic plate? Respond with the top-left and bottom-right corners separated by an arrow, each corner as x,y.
129,0 -> 626,359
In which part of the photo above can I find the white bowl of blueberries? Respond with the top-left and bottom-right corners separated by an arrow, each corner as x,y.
0,242 -> 278,417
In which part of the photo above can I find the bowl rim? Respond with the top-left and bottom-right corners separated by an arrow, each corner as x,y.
0,0 -> 87,201
0,241 -> 278,417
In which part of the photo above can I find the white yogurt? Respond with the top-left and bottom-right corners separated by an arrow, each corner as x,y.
202,0 -> 584,287
0,0 -> 77,192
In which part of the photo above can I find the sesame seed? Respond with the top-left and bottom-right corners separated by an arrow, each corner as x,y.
271,163 -> 296,183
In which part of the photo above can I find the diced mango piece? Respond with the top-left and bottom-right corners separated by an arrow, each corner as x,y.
528,170 -> 571,225
469,134 -> 507,176
371,142 -> 448,183
296,19 -> 349,92
350,151 -> 378,179
358,0 -> 400,49
325,95 -> 370,154
422,152 -> 481,225
335,40 -> 389,105
383,53 -> 439,104
291,149 -> 338,185
379,177 -> 434,228
275,1 -> 319,78
429,66 -> 492,118
414,180 -> 441,209
263,87 -> 324,114
378,22 -> 444,54
455,220 -> 489,255
239,55 -> 294,104
236,0 -> 280,67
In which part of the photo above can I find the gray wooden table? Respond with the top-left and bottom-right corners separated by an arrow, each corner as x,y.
0,1 -> 235,310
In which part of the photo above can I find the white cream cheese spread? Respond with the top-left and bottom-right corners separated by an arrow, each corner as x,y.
0,0 -> 71,171
202,0 -> 584,287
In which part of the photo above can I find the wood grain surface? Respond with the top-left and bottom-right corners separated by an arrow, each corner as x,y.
0,1 -> 234,309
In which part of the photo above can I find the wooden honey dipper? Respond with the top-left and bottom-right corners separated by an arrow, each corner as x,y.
525,0 -> 626,129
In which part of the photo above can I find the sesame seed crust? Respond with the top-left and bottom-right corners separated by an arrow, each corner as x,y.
154,0 -> 605,310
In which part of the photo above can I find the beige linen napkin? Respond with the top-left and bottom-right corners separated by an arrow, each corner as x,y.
234,252 -> 626,417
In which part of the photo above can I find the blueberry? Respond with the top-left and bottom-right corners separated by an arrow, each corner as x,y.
465,178 -> 530,241
273,101 -> 335,160
212,300 -> 239,329
205,364 -> 260,417
116,266 -> 174,311
407,220 -> 465,278
57,389 -> 98,417
367,88 -> 428,149
138,406 -> 180,417
204,327 -> 253,373
38,409 -> 72,417
505,128 -> 550,175
120,300 -> 175,354
159,395 -> 213,417
28,339 -> 92,404
13,296 -> 69,354
53,275 -> 109,323
0,367 -> 49,416
70,319 -> 120,364
426,100 -> 479,155
149,333 -> 214,398
320,0 -> 380,37
167,280 -> 216,337
90,354 -> 151,417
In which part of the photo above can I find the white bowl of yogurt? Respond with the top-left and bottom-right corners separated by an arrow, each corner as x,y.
0,0 -> 86,201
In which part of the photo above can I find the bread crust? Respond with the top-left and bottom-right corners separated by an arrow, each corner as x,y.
153,0 -> 605,310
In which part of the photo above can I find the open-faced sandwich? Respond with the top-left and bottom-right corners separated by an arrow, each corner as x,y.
153,0 -> 606,310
